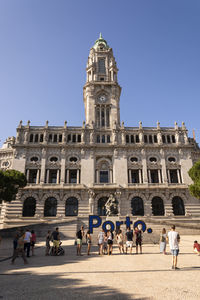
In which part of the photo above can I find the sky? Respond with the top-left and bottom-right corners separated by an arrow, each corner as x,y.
0,0 -> 200,146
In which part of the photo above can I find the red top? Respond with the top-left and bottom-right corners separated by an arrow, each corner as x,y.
193,242 -> 200,252
31,233 -> 36,242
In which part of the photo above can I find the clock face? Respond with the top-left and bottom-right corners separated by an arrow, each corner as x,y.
98,95 -> 107,102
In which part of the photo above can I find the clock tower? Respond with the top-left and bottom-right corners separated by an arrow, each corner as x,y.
83,34 -> 121,129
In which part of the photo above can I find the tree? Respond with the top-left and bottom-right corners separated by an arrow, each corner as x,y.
0,169 -> 27,202
188,161 -> 200,199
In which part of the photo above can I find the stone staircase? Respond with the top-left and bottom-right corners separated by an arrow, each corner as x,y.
1,215 -> 200,244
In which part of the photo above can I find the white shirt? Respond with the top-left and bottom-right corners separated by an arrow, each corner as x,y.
24,231 -> 32,243
168,231 -> 179,250
98,231 -> 104,243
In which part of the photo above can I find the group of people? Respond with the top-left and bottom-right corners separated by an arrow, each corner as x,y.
97,226 -> 143,256
11,228 -> 36,264
9,224 -> 200,270
75,225 -> 143,256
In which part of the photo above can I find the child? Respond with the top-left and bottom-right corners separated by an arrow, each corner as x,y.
193,240 -> 200,255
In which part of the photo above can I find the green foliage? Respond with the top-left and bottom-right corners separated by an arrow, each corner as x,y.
188,161 -> 200,199
0,169 -> 27,202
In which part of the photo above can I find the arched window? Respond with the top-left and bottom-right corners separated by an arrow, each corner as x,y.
149,157 -> 157,162
50,156 -> 58,162
149,135 -> 153,143
172,196 -> 185,216
65,197 -> 78,216
168,157 -> 176,162
30,156 -> 38,162
98,197 -> 108,216
131,197 -> 144,216
152,197 -> 164,216
23,197 -> 36,217
130,157 -> 138,162
44,197 -> 57,217
29,134 -> 33,143
69,157 -> 78,162
34,134 -> 38,143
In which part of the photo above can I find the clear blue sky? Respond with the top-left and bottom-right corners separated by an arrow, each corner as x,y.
0,0 -> 200,146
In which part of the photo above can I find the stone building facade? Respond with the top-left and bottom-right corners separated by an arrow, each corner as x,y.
1,34 -> 200,227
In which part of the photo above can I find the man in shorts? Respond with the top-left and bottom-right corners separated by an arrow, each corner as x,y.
51,227 -> 60,255
125,227 -> 133,254
168,225 -> 180,270
76,226 -> 84,256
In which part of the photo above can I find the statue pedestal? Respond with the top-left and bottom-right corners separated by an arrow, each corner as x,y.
106,215 -> 120,222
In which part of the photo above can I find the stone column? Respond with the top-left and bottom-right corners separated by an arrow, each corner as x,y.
128,169 -> 132,183
26,169 -> 30,182
167,170 -> 171,183
160,149 -> 168,184
148,169 -> 151,183
46,169 -> 49,184
96,170 -> 99,183
77,169 -> 80,184
157,131 -> 162,145
56,169 -> 60,184
158,169 -> 161,183
100,105 -> 102,128
141,149 -> 148,184
36,169 -> 40,184
177,169 -> 181,184
139,169 -> 142,184
66,169 -> 69,184
40,149 -> 46,183
60,159 -> 66,184
105,106 -> 107,128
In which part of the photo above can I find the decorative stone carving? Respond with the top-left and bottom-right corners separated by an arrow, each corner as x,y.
105,194 -> 118,216
90,130 -> 94,144
88,189 -> 95,215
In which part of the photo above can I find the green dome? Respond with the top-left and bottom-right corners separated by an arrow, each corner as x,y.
93,33 -> 109,50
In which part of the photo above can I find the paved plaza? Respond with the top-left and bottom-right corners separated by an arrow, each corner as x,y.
0,235 -> 200,300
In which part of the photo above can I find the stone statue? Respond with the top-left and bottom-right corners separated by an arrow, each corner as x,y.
88,189 -> 95,215
90,130 -> 94,143
105,194 -> 118,216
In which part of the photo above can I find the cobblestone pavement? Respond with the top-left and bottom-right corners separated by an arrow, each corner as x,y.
0,235 -> 200,299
